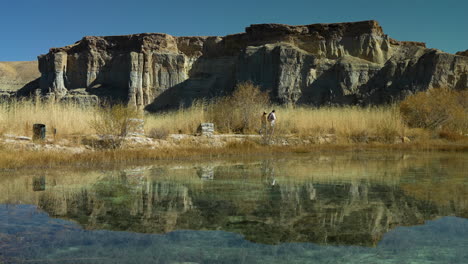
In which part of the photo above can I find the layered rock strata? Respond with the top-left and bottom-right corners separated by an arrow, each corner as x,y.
37,20 -> 468,109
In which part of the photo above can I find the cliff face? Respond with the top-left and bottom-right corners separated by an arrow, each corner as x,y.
37,20 -> 468,109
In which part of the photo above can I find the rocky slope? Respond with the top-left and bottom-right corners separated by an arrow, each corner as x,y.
36,20 -> 468,109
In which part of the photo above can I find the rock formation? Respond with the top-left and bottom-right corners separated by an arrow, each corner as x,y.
456,50 -> 468,57
35,20 -> 468,109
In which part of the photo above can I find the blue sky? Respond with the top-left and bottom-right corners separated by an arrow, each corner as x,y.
1,0 -> 467,61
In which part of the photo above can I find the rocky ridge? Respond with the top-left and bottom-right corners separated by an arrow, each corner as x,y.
21,20 -> 468,108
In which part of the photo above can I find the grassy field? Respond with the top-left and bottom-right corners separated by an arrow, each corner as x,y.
0,99 -> 408,140
145,103 -> 408,142
0,85 -> 466,169
3,84 -> 465,142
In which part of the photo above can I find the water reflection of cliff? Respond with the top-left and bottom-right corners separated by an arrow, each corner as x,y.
1,152 -> 467,246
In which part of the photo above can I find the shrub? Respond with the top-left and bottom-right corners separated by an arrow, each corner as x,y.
399,88 -> 468,133
206,82 -> 270,133
349,130 -> 369,143
81,135 -> 123,149
148,127 -> 169,139
90,104 -> 140,137
439,130 -> 467,141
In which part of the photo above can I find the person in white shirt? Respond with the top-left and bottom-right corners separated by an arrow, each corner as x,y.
267,109 -> 276,135
267,110 -> 276,126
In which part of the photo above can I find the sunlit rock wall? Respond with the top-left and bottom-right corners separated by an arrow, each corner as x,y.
37,20 -> 468,109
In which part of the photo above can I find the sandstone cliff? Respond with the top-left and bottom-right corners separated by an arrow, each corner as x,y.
37,20 -> 468,109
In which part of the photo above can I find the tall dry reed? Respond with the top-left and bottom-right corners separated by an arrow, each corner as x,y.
0,98 -> 97,137
1,97 -> 406,141
145,104 -> 406,140
275,105 -> 406,141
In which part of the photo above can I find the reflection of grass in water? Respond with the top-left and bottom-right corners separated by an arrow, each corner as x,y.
1,152 -> 467,207
0,153 -> 466,246
399,160 -> 468,216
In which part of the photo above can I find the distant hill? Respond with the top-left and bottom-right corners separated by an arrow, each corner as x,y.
0,61 -> 39,93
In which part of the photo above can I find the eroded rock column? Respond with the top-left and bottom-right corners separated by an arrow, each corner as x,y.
38,51 -> 68,97
128,52 -> 144,107
142,52 -> 153,105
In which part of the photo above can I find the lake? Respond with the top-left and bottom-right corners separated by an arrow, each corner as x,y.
1,151 -> 467,263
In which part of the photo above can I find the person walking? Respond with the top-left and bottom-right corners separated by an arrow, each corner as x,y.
267,110 -> 276,127
267,110 -> 276,138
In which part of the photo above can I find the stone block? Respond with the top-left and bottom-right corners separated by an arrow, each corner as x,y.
125,118 -> 145,137
197,123 -> 214,136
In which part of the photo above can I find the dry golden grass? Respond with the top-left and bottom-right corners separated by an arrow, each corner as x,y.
143,82 -> 408,139
271,105 -> 405,139
144,101 -> 206,134
2,83 -> 465,144
0,97 -> 459,146
0,98 -> 97,137
145,104 -> 407,140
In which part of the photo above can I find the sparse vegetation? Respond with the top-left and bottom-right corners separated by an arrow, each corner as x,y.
148,127 -> 169,140
0,83 -> 467,168
0,98 -> 96,137
399,88 -> 468,133
206,82 -> 270,133
90,104 -> 140,137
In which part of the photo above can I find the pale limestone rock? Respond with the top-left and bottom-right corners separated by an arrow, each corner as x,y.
36,20 -> 468,108
197,123 -> 214,136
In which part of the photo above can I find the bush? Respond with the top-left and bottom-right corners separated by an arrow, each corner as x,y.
148,127 -> 169,139
439,130 -> 467,141
400,88 -> 468,133
90,104 -> 140,137
206,82 -> 270,133
81,135 -> 123,149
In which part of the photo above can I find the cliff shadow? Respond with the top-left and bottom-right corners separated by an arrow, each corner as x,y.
297,64 -> 352,106
86,84 -> 128,104
356,51 -> 438,105
145,56 -> 237,112
16,78 -> 40,97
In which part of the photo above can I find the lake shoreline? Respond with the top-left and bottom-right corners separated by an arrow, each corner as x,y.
1,133 -> 467,170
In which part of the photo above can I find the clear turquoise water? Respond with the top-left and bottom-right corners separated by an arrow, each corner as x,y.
1,152 -> 467,263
